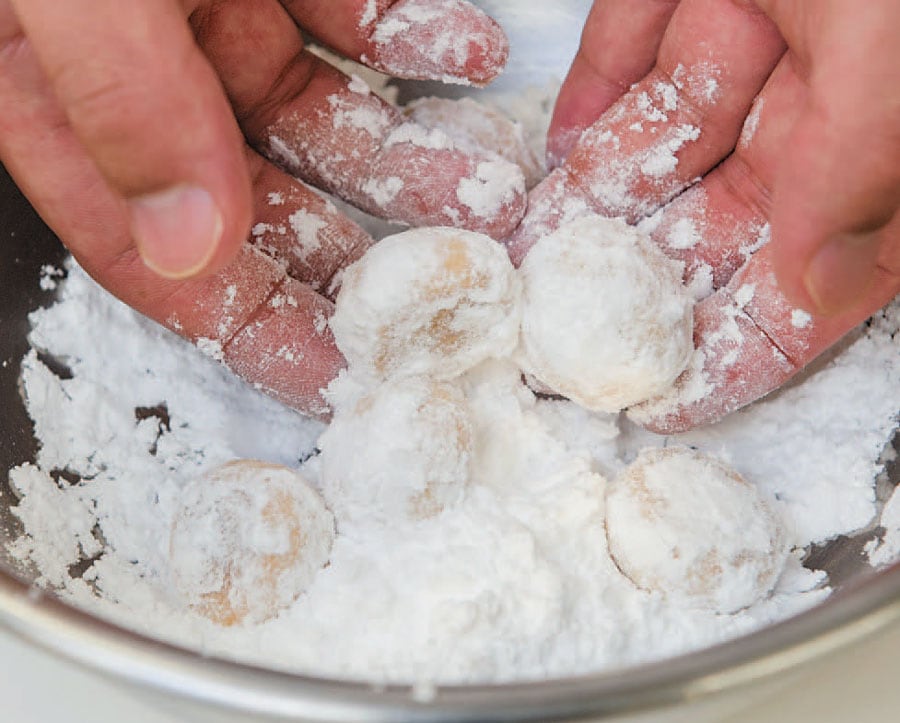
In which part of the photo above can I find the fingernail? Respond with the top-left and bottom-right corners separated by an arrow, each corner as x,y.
129,185 -> 223,279
803,231 -> 880,315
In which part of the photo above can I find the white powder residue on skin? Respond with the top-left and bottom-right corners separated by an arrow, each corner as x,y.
639,124 -> 701,178
287,209 -> 327,264
327,94 -> 392,138
733,283 -> 756,308
791,309 -> 812,329
740,96 -> 765,149
359,0 -> 378,28
456,160 -> 526,219
361,176 -> 404,206
383,122 -> 455,151
372,17 -> 410,44
267,135 -> 302,170
195,337 -> 224,362
666,217 -> 702,250
672,62 -> 723,107
740,222 -> 771,261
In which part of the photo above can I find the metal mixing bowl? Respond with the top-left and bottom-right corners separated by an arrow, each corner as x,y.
2,2 -> 900,721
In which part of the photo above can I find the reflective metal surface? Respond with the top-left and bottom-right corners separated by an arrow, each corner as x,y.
2,2 -> 900,720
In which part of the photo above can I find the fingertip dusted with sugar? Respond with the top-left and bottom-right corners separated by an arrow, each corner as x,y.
362,0 -> 509,86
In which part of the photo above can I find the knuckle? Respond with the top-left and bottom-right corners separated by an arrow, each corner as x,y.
51,59 -> 140,128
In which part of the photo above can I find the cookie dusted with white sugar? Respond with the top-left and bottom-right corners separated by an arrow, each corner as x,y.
518,215 -> 693,412
169,460 -> 334,626
330,227 -> 521,383
606,447 -> 787,614
320,376 -> 472,525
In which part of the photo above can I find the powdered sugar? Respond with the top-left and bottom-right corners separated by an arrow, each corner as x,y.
361,176 -> 404,206
287,209 -> 327,264
456,159 -> 526,218
740,96 -> 765,149
791,309 -> 812,329
4,74 -> 900,689
639,124 -> 701,178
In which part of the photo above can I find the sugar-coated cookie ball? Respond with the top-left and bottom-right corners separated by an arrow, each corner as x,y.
320,377 -> 472,524
404,97 -> 543,188
606,447 -> 787,614
331,227 -> 521,382
169,460 -> 334,626
518,215 -> 693,412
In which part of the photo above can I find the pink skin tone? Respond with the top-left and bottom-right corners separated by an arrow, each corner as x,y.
522,0 -> 900,432
0,0 -> 520,418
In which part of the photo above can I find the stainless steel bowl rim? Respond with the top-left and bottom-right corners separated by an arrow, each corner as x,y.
2,562 -> 900,722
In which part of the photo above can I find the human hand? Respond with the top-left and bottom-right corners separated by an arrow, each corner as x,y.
0,0 -> 525,418
507,0 -> 900,433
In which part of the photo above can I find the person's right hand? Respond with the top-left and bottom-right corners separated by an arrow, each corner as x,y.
0,0 -> 524,418
507,0 -> 900,433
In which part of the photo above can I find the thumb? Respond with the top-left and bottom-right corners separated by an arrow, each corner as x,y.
760,1 -> 900,314
10,0 -> 251,279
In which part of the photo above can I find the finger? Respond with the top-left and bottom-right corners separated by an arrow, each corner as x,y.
752,1 -> 900,315
0,39 -> 344,416
505,0 -> 784,263
8,0 -> 252,281
193,0 -> 526,239
281,0 -> 508,86
645,53 -> 803,297
249,162 -> 375,300
629,242 -> 900,434
547,0 -> 681,167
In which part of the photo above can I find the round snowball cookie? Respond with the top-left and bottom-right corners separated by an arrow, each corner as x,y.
518,215 -> 693,412
169,460 -> 334,627
404,97 -> 544,189
606,447 -> 787,614
331,227 -> 521,382
319,377 -> 472,524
